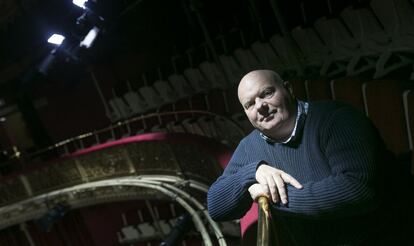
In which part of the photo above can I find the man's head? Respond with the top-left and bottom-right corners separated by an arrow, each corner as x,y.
238,70 -> 297,141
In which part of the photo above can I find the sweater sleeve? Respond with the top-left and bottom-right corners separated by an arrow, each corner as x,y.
207,139 -> 261,221
276,106 -> 382,217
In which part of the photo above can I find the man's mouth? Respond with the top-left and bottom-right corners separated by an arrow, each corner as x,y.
260,110 -> 277,122
263,113 -> 274,122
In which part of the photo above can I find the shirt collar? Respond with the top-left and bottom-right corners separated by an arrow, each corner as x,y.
259,100 -> 309,144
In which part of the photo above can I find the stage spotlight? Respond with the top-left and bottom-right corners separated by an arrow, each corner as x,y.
73,0 -> 87,9
80,27 -> 99,48
38,0 -> 104,77
38,38 -> 81,75
47,34 -> 65,46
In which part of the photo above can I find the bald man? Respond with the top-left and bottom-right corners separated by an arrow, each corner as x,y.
207,70 -> 402,245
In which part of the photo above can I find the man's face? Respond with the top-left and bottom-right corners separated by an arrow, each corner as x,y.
238,74 -> 296,139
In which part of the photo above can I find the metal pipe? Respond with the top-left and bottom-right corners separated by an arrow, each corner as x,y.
0,176 -> 216,246
257,196 -> 270,246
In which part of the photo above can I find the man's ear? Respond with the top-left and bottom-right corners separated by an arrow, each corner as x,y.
283,81 -> 295,98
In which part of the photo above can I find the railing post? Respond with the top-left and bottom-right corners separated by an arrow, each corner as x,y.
257,196 -> 280,246
257,196 -> 270,246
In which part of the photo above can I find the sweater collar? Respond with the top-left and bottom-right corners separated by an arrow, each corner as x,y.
259,100 -> 309,144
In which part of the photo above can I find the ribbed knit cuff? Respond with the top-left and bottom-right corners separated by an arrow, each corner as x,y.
239,160 -> 264,189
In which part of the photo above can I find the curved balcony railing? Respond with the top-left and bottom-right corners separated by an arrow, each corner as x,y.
0,109 -> 246,176
0,110 -> 245,245
0,131 -> 238,245
36,110 -> 245,155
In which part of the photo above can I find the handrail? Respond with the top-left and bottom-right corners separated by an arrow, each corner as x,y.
0,109 -> 245,172
27,109 -> 245,158
0,176 -> 216,245
257,196 -> 270,246
257,196 -> 279,246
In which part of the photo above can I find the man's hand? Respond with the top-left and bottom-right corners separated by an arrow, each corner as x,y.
248,183 -> 269,201
255,164 -> 303,204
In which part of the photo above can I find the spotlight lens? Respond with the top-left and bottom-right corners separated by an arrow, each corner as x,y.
47,34 -> 65,45
73,0 -> 87,8
80,27 -> 99,48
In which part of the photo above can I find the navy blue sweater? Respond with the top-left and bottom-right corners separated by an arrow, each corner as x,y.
207,101 -> 391,244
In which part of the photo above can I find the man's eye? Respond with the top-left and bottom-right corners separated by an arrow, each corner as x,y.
244,102 -> 253,109
263,89 -> 274,98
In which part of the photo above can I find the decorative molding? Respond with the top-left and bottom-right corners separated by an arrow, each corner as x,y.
0,175 -> 235,246
0,138 -> 226,233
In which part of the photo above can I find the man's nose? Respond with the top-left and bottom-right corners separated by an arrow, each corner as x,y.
254,97 -> 263,108
255,98 -> 268,112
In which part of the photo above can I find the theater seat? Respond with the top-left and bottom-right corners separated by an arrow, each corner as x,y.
305,78 -> 332,101
168,73 -> 193,99
403,89 -> 414,175
139,86 -> 165,110
218,55 -> 245,85
289,79 -> 307,101
183,67 -> 211,93
251,41 -> 284,71
362,80 -> 413,155
330,77 -> 367,113
109,96 -> 132,120
370,0 -> 414,78
153,80 -> 178,104
233,48 -> 262,72
199,61 -> 230,90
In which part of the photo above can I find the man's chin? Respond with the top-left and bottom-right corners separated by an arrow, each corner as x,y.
259,126 -> 276,134
259,122 -> 281,133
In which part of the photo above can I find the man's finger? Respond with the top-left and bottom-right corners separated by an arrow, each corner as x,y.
281,172 -> 303,189
266,176 -> 279,203
273,174 -> 287,204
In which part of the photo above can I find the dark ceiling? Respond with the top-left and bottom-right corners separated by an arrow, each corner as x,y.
0,0 -> 360,101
